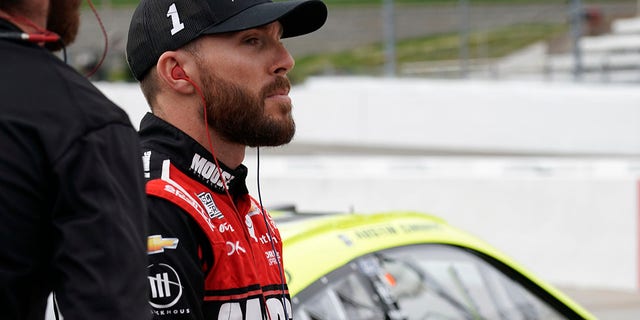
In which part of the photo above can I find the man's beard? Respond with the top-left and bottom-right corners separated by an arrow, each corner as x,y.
44,0 -> 81,51
200,73 -> 295,148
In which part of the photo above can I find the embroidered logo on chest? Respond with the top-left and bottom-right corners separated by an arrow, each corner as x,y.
197,192 -> 224,220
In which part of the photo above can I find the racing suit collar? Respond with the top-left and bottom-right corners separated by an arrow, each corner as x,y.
139,112 -> 249,196
0,17 -> 20,32
0,17 -> 30,46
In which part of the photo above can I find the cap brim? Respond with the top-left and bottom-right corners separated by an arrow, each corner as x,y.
200,0 -> 327,38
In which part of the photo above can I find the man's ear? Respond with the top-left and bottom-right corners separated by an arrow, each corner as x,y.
157,51 -> 195,94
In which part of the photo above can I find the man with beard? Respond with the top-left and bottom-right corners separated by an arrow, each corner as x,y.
126,0 -> 327,318
0,1 -> 150,319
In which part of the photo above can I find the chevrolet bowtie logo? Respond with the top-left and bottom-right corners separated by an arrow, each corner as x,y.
148,235 -> 179,254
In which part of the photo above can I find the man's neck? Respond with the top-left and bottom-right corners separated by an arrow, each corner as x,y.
0,1 -> 48,32
152,108 -> 247,169
199,130 -> 246,170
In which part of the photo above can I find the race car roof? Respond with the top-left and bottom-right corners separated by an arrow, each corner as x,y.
274,211 -> 593,319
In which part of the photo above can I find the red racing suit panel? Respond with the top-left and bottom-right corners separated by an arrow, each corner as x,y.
146,159 -> 291,320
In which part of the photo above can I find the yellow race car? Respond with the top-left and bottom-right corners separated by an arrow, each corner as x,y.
275,210 -> 594,320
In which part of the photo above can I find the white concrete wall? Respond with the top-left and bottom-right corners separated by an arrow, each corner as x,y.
288,77 -> 640,156
243,155 -> 640,291
96,78 -> 640,291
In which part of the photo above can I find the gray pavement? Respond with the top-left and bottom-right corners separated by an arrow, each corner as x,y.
559,287 -> 640,320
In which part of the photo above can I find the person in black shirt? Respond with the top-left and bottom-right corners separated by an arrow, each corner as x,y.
0,1 -> 150,319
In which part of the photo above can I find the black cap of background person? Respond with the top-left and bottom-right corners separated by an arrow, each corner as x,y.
126,0 -> 328,81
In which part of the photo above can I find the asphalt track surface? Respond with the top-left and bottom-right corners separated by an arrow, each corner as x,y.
560,287 -> 640,319
70,2 -> 640,319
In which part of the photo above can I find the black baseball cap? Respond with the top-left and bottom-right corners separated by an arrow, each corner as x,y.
126,0 -> 328,81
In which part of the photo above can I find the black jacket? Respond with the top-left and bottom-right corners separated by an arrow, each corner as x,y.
0,19 -> 150,319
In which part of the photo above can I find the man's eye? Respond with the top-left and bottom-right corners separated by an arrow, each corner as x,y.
245,38 -> 260,45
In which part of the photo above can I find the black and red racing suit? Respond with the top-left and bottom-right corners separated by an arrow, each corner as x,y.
140,113 -> 291,320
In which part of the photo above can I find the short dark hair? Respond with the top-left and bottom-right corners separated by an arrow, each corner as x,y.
139,70 -> 159,111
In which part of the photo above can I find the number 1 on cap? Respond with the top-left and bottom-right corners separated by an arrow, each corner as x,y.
167,3 -> 185,36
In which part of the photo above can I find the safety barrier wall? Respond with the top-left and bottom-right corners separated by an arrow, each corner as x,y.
244,155 -> 639,291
